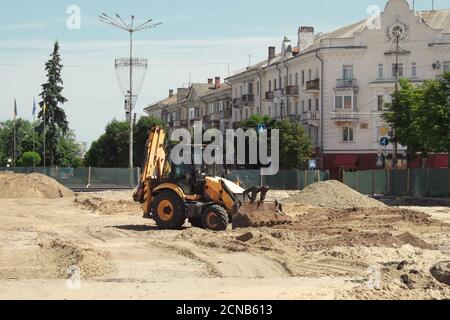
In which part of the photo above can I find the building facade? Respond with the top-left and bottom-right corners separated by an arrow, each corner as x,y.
144,0 -> 449,176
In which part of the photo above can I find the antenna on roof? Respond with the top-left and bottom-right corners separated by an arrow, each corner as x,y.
432,0 -> 435,11
247,54 -> 252,68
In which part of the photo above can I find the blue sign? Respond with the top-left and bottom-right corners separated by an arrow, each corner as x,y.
380,137 -> 390,147
308,160 -> 317,170
257,123 -> 266,133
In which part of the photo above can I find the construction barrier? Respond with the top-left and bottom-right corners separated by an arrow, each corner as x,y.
0,167 -> 139,188
343,168 -> 450,197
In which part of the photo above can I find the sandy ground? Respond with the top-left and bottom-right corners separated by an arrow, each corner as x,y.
0,190 -> 449,300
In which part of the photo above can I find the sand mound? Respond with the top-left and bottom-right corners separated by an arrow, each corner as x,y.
75,197 -> 141,215
0,172 -> 73,199
284,180 -> 386,209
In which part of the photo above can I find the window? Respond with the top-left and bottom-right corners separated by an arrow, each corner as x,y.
335,95 -> 354,110
295,101 -> 299,115
308,99 -> 312,111
392,63 -> 404,77
248,83 -> 253,94
274,79 -> 277,90
315,67 -> 319,79
295,73 -> 299,85
301,100 -> 305,113
344,96 -> 352,109
443,61 -> 450,73
268,106 -> 272,116
308,69 -> 312,81
315,99 -> 319,111
268,80 -> 272,92
343,127 -> 354,142
377,95 -> 384,111
343,65 -> 354,80
378,64 -> 384,79
301,70 -> 305,85
245,109 -> 248,119
411,63 -> 417,77
235,110 -> 238,120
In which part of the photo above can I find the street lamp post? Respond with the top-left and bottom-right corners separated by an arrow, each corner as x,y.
99,14 -> 161,170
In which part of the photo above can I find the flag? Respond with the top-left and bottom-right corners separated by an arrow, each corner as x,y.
13,99 -> 17,120
32,98 -> 36,116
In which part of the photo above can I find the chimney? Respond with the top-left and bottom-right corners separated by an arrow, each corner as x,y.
177,88 -> 189,102
281,36 -> 292,58
214,77 -> 221,89
208,78 -> 213,85
298,26 -> 314,52
268,46 -> 276,61
169,89 -> 174,97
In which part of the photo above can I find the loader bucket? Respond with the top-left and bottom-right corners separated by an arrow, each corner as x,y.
232,201 -> 291,229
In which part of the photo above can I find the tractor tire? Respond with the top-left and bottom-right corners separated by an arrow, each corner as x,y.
188,218 -> 203,228
202,205 -> 229,231
151,191 -> 186,229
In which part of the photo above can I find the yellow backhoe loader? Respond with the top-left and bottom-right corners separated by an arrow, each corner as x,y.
133,127 -> 289,231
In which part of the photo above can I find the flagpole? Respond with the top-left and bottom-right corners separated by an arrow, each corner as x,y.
13,99 -> 17,168
43,103 -> 46,168
33,98 -> 36,169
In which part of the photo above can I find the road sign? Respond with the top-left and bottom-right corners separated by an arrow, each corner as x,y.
380,137 -> 389,147
376,156 -> 384,168
308,159 -> 317,170
257,123 -> 266,133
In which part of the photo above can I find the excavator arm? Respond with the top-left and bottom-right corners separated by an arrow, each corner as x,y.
133,127 -> 167,215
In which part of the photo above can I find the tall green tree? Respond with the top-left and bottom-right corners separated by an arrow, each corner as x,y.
84,120 -> 130,167
383,78 -> 428,163
37,41 -> 69,167
240,115 -> 313,170
416,72 -> 450,166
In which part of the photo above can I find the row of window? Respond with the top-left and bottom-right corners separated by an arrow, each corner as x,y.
267,68 -> 320,91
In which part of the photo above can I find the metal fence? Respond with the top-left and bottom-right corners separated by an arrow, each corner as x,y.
343,169 -> 450,197
0,167 -> 139,188
228,169 -> 329,190
2,166 -> 448,197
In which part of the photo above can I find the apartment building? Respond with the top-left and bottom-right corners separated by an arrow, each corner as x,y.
144,78 -> 231,134
226,0 -> 449,177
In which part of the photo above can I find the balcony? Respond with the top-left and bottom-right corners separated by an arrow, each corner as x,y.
331,111 -> 360,121
223,109 -> 232,119
336,79 -> 358,90
180,120 -> 187,126
265,91 -> 274,100
285,85 -> 299,96
301,112 -> 320,121
241,94 -> 254,106
232,98 -> 241,107
306,79 -> 320,92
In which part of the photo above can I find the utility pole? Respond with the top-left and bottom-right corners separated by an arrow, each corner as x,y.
392,32 -> 400,169
99,13 -> 161,170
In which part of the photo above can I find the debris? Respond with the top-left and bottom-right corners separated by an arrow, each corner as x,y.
430,261 -> 450,286
236,232 -> 254,242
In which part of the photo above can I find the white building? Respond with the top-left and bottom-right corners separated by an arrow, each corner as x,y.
226,0 -> 450,178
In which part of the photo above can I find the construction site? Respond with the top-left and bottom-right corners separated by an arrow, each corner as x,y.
0,171 -> 449,300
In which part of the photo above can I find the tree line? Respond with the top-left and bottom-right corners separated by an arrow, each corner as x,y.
1,41 -> 82,168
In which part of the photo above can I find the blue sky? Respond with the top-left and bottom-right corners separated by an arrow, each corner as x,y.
0,0 -> 448,144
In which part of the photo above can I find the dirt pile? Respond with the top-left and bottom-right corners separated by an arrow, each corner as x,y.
75,197 -> 141,215
284,180 -> 386,209
0,172 -> 73,199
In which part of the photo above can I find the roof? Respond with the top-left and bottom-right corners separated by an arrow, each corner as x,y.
228,8 -> 450,80
418,9 -> 450,33
201,83 -> 231,99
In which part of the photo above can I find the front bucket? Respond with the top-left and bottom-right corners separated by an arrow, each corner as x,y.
232,202 -> 291,229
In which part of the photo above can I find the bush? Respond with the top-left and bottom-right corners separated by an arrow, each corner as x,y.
18,151 -> 41,167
